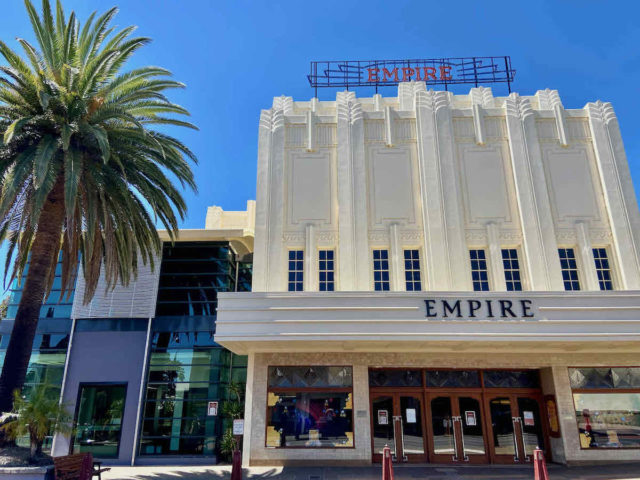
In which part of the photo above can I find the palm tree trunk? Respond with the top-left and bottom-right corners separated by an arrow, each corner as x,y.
0,176 -> 66,412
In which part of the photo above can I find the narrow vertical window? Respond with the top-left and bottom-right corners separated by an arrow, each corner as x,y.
288,250 -> 304,292
373,250 -> 390,291
318,250 -> 335,292
558,248 -> 580,291
469,249 -> 489,291
404,249 -> 422,291
501,249 -> 522,291
593,248 -> 613,291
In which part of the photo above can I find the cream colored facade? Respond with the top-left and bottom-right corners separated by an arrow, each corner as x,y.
216,83 -> 640,466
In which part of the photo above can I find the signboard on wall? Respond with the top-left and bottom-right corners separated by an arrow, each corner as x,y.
207,401 -> 218,416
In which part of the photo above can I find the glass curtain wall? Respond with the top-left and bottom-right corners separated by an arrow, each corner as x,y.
139,242 -> 250,458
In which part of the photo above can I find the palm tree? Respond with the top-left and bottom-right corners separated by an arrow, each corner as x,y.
0,0 -> 197,411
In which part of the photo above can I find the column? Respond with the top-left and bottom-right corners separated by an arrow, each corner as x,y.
336,91 -> 370,290
389,224 -> 403,291
304,224 -> 317,291
574,221 -> 599,290
486,223 -> 507,291
241,353 -> 256,467
412,83 -> 470,290
504,93 -> 564,291
586,100 -> 640,289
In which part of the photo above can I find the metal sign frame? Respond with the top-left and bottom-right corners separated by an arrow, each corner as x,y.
308,57 -> 515,96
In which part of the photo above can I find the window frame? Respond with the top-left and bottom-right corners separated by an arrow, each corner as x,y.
569,366 -> 640,450
287,249 -> 304,292
372,248 -> 391,292
265,365 -> 355,449
558,247 -> 582,291
403,248 -> 422,292
501,247 -> 524,292
592,246 -> 615,291
318,249 -> 336,292
469,248 -> 490,292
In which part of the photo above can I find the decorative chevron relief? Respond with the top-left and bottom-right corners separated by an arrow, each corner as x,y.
415,89 -> 451,113
272,95 -> 294,115
368,230 -> 390,244
336,90 -> 363,124
536,88 -> 563,110
556,229 -> 577,242
399,230 -> 423,242
282,232 -> 305,244
259,108 -> 285,132
586,100 -> 617,124
470,86 -> 494,107
505,93 -> 534,121
316,231 -> 339,244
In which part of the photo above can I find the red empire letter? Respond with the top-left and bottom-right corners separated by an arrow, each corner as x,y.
402,67 -> 415,82
422,67 -> 436,80
439,65 -> 452,80
415,67 -> 422,81
382,67 -> 399,82
368,68 -> 380,82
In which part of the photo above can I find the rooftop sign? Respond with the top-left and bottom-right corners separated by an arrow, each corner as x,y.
308,57 -> 515,95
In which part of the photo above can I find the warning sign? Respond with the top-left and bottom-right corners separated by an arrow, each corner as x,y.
207,401 -> 218,416
378,410 -> 388,425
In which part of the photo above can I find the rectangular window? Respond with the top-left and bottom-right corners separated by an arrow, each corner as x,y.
373,250 -> 390,291
469,249 -> 489,291
288,250 -> 304,292
593,248 -> 613,291
267,366 -> 353,448
318,250 -> 335,292
570,367 -> 640,449
404,249 -> 422,291
559,248 -> 580,291
501,249 -> 522,291
72,384 -> 127,458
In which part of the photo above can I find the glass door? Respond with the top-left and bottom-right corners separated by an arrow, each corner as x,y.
486,394 -> 546,463
371,393 -> 427,463
427,393 -> 488,464
72,383 -> 127,458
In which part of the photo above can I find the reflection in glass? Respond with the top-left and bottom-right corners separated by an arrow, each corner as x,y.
267,391 -> 353,448
73,384 -> 126,458
573,393 -> 640,448
431,397 -> 454,454
518,397 -> 544,455
459,397 -> 485,455
489,397 -> 515,455
400,396 -> 424,454
372,396 -> 394,455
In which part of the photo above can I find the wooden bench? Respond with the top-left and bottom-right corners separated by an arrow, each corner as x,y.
53,453 -> 111,480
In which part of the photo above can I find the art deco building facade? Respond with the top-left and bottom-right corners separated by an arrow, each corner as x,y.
215,83 -> 640,466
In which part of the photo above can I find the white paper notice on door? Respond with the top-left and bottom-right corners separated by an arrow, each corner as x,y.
465,410 -> 477,426
378,410 -> 388,425
406,408 -> 416,423
524,411 -> 535,426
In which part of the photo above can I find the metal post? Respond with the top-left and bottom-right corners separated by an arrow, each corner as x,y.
130,317 -> 153,465
51,317 -> 76,456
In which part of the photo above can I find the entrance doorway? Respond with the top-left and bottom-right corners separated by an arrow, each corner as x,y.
485,394 -> 546,464
427,393 -> 488,463
369,369 -> 550,465
371,393 -> 427,463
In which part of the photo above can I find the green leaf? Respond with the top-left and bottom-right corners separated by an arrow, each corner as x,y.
38,90 -> 51,110
33,134 -> 58,189
90,124 -> 110,163
61,124 -> 72,151
3,117 -> 29,144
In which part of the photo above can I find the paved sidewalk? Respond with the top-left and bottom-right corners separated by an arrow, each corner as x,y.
102,463 -> 640,480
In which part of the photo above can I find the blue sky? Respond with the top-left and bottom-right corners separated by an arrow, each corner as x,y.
3,0 -> 640,228
2,0 -> 640,225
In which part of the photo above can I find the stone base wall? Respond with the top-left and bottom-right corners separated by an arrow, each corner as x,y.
242,351 -> 640,466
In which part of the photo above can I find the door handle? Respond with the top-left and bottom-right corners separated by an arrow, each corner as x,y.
452,416 -> 469,462
511,416 -> 521,462
393,415 -> 407,462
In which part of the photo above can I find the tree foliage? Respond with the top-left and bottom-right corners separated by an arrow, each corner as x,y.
0,0 -> 198,302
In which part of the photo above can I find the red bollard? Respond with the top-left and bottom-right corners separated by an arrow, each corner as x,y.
231,449 -> 242,480
382,444 -> 394,480
533,447 -> 549,480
